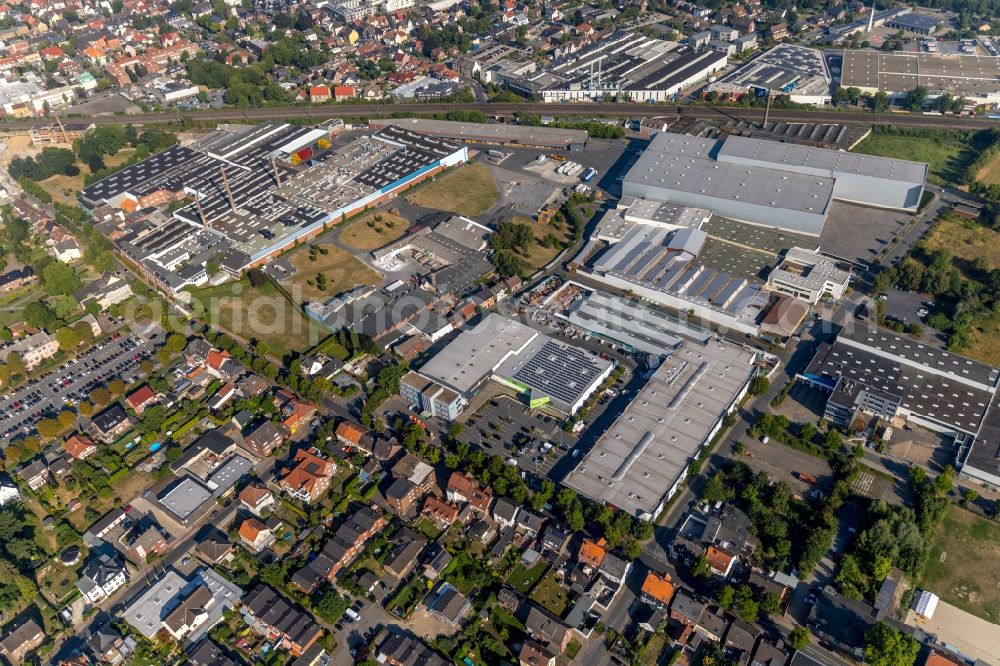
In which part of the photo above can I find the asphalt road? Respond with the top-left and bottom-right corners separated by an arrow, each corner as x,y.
0,331 -> 153,441
15,102 -> 1000,130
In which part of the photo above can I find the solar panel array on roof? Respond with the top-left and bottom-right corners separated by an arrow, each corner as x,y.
509,339 -> 611,408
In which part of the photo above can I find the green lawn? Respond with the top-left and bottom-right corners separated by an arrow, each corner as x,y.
186,278 -> 329,358
851,129 -> 979,187
407,164 -> 498,216
922,504 -> 1000,623
386,575 -> 426,618
529,570 -> 570,617
505,561 -> 548,594
416,517 -> 443,541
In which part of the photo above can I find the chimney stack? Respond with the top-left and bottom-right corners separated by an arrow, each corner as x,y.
56,114 -> 68,144
195,195 -> 208,229
271,155 -> 281,187
219,166 -> 236,212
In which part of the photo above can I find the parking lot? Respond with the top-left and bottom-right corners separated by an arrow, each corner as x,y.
0,331 -> 154,441
880,288 -> 947,347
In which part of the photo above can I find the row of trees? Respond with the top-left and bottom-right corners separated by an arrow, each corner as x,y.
835,466 -> 953,602
9,147 -> 78,181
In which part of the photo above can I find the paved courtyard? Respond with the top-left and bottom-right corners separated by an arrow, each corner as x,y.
905,601 -> 1000,665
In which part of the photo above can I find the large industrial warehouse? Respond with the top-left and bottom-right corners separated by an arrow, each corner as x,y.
81,122 -> 467,290
367,118 -> 588,151
509,31 -> 728,103
415,313 -> 614,414
840,50 -> 1000,103
564,338 -> 758,520
622,132 -> 926,235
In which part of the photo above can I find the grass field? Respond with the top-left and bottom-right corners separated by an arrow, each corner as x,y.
922,504 -> 1000,623
922,216 -> 1000,364
505,561 -> 548,594
639,634 -> 669,666
923,216 -> 1000,272
407,164 -> 498,216
41,149 -> 135,205
852,132 -> 976,186
339,210 -> 408,250
976,150 -> 1000,185
187,279 -> 328,357
284,243 -> 381,303
518,215 -> 572,273
529,570 -> 570,617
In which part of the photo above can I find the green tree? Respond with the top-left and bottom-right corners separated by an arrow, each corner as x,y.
864,622 -> 919,666
749,376 -> 770,396
760,591 -> 781,615
716,585 -> 735,609
789,626 -> 811,650
41,261 -> 82,296
691,554 -> 712,579
55,327 -> 79,352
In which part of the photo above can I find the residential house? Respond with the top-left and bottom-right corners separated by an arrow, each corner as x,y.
422,496 -> 459,530
123,568 -> 242,643
75,272 -> 133,311
290,504 -> 385,593
239,485 -> 275,516
525,605 -> 572,654
391,453 -> 436,494
385,477 -> 419,514
280,447 -> 336,503
541,525 -> 568,555
91,404 -> 132,443
446,471 -> 492,513
706,544 -> 737,579
125,385 -> 157,415
0,267 -> 36,295
1,330 -> 58,370
696,610 -> 728,643
427,582 -> 471,626
186,639 -> 239,666
641,571 -> 676,610
723,618 -> 760,664
243,421 -> 289,458
599,552 -> 630,586
240,585 -> 322,656
18,459 -> 49,490
86,623 -> 126,664
378,632 -> 449,666
207,382 -> 238,412
492,497 -> 520,530
424,549 -> 453,581
239,518 -> 275,552
205,349 -> 243,381
196,529 -> 235,565
76,551 -> 129,603
383,527 -> 427,579
0,479 -> 21,506
578,538 -> 606,570
129,526 -> 168,560
64,433 -> 97,460
273,389 -> 316,434
516,510 -> 544,538
750,640 -> 788,665
519,640 -> 555,666
670,589 -> 706,628
335,421 -> 373,454
0,617 -> 45,664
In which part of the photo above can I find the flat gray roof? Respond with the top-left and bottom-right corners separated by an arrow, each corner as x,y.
158,475 -> 213,521
369,117 -> 588,147
564,338 -> 757,517
625,133 -> 835,217
566,291 -> 714,354
418,313 -> 539,396
718,134 -> 927,186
